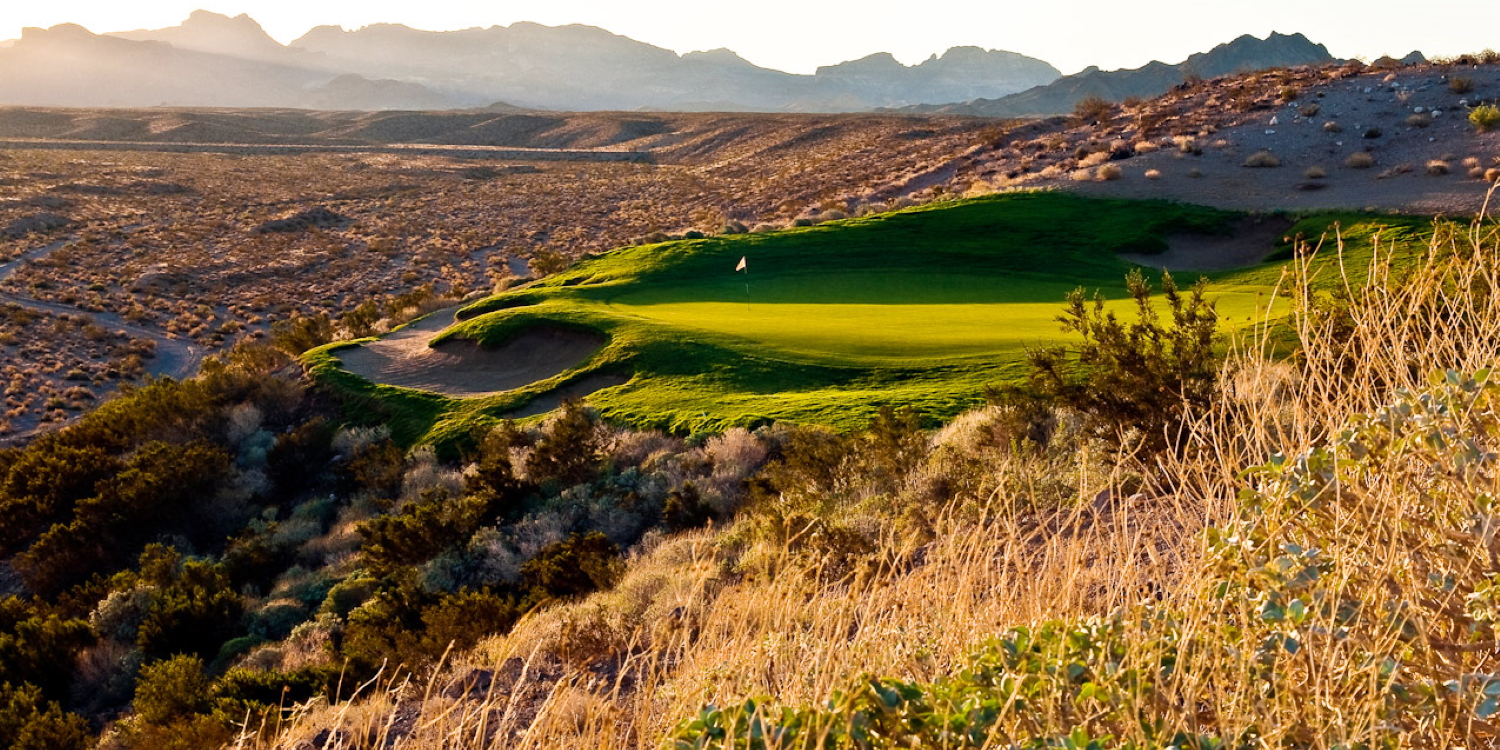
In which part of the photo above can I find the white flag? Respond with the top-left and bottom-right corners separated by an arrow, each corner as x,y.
735,256 -> 747,272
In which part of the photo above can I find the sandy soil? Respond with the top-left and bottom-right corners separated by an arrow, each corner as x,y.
335,311 -> 609,398
996,63 -> 1500,216
1019,63 -> 1500,215
1122,215 -> 1296,271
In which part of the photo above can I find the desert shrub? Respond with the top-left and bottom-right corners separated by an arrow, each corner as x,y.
520,531 -> 622,600
1427,160 -> 1451,176
528,247 -> 571,276
1407,112 -> 1433,128
1303,165 -> 1327,179
1323,120 -> 1343,133
114,655 -> 232,750
135,557 -> 244,660
320,575 -> 378,618
1144,169 -> 1161,180
0,443 -> 122,554
1472,104 -> 1500,133
414,588 -> 521,657
359,489 -> 491,574
1344,151 -> 1376,169
1278,85 -> 1300,101
1072,95 -> 1113,124
0,609 -> 94,700
662,482 -> 711,532
268,313 -> 335,357
130,654 -> 211,725
1299,103 -> 1321,118
13,441 -> 233,596
1363,126 -> 1383,139
0,683 -> 89,750
1450,76 -> 1475,94
1019,269 -> 1219,454
1095,164 -> 1122,181
337,437 -> 404,497
525,400 -> 602,488
1242,150 -> 1280,168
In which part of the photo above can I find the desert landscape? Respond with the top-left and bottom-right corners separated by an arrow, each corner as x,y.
2,7 -> 1500,750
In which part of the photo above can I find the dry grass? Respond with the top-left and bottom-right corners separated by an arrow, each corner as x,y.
1344,151 -> 1376,169
1242,150 -> 1281,168
243,198 -> 1500,749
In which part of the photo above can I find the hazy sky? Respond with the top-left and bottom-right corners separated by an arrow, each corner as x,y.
1,1 -> 1494,75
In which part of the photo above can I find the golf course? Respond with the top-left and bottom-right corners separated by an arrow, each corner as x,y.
306,191 -> 1436,445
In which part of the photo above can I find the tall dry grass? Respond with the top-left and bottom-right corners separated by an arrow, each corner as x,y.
244,194 -> 1500,749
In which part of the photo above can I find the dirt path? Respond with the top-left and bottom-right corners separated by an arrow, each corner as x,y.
1,238 -> 206,443
335,311 -> 612,399
0,240 -> 204,381
1121,216 -> 1296,271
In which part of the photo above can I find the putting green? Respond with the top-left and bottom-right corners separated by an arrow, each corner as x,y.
306,192 -> 1437,445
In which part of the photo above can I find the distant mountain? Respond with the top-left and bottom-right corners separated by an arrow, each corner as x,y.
0,12 -> 1061,112
289,21 -> 1060,111
0,23 -> 334,108
111,10 -> 302,64
816,47 -> 1061,108
905,32 -> 1336,118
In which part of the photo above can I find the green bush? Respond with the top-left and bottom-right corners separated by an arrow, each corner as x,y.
1471,103 -> 1500,133
0,610 -> 94,700
0,683 -> 89,750
131,655 -> 212,725
525,400 -> 602,488
663,482 -> 712,532
1019,269 -> 1219,454
360,489 -> 493,574
520,532 -> 622,599
135,558 -> 244,660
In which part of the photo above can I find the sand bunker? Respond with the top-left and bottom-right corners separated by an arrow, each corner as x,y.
337,315 -> 608,398
1120,216 -> 1295,272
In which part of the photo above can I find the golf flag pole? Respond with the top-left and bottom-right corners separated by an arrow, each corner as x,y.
736,256 -> 748,297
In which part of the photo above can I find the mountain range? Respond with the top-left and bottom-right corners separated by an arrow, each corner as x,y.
902,32 -> 1339,117
0,12 -> 1342,114
0,11 -> 1059,112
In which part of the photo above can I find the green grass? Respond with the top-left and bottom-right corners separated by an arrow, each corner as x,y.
305,192 -> 1441,446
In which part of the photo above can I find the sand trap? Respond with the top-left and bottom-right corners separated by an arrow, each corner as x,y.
337,316 -> 608,398
1120,216 -> 1295,272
